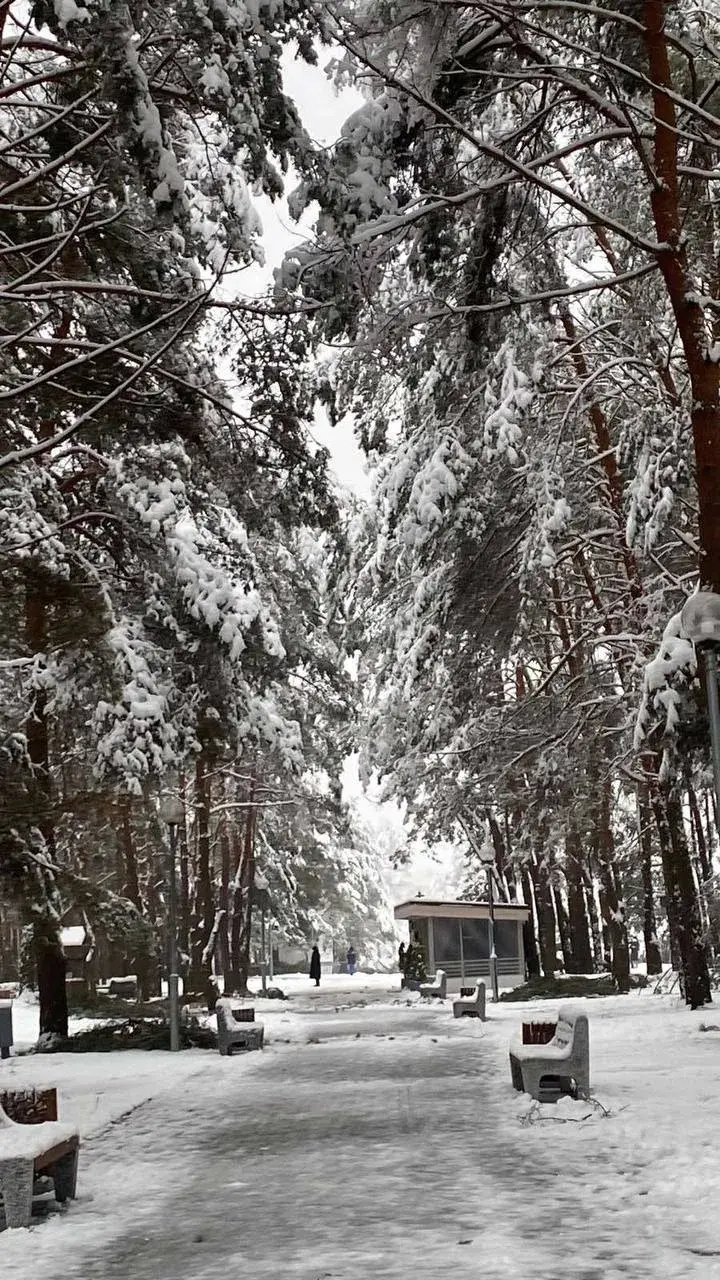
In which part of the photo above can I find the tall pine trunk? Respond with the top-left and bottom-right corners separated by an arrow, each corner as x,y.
653,787 -> 711,1008
595,782 -> 630,993
637,782 -> 663,975
553,884 -> 574,973
25,574 -> 67,1038
531,849 -> 557,978
217,821 -> 231,987
229,782 -> 256,995
564,831 -> 593,973
519,864 -> 540,978
188,754 -> 215,994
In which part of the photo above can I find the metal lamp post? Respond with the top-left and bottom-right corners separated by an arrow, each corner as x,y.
680,592 -> 720,834
159,794 -> 184,1052
479,843 -> 500,1003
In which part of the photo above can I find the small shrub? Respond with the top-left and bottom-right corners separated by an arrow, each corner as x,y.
32,1017 -> 216,1053
500,975 -> 617,1002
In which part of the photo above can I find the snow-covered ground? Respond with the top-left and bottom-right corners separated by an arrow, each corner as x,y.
3,979 -> 720,1276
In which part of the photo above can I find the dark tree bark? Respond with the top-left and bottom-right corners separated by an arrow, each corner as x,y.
583,864 -> 604,972
653,787 -> 711,1008
553,884 -> 573,973
486,808 -> 511,900
117,796 -> 156,999
519,864 -> 540,978
595,783 -> 630,993
217,822 -> 231,987
685,777 -> 720,958
642,0 -> 720,592
25,575 -> 68,1038
531,849 -> 557,978
666,790 -> 711,1007
188,753 -> 215,993
637,782 -> 663,975
228,782 -> 256,995
565,831 -> 593,974
34,919 -> 67,1038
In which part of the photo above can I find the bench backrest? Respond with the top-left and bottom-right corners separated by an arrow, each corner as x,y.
553,1009 -> 589,1056
0,1088 -> 58,1124
216,1001 -> 233,1033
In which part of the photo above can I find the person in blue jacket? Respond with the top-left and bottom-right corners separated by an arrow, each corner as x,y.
346,945 -> 357,975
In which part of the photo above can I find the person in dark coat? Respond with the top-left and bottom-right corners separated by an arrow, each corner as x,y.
398,942 -> 406,975
310,944 -> 321,987
346,945 -> 357,975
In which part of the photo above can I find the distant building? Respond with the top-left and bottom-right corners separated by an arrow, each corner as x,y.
394,898 -> 530,993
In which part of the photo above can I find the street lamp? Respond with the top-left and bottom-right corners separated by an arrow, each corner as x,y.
680,592 -> 720,835
159,793 -> 184,1052
478,842 -> 500,1003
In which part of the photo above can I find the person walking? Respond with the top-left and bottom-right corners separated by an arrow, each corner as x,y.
398,942 -> 406,975
346,945 -> 357,976
310,944 -> 321,987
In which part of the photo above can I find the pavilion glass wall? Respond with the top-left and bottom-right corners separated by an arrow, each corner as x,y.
427,917 -> 522,980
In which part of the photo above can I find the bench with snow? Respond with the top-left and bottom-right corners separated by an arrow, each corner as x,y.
453,980 -> 486,1020
509,1006 -> 589,1102
216,999 -> 264,1055
107,976 -> 138,999
0,1088 -> 79,1229
418,969 -> 447,1000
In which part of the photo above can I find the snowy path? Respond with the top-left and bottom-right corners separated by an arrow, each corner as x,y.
5,993 -> 720,1278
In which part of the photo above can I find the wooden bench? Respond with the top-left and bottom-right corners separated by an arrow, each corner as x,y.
509,1006 -> 589,1102
216,1000 -> 264,1055
453,980 -> 486,1020
418,969 -> 447,999
107,976 -> 138,999
0,1089 -> 79,1229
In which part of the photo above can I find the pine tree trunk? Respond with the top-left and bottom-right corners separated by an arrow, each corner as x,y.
486,808 -> 510,900
553,884 -> 573,973
665,790 -> 711,1008
531,850 -> 557,978
653,788 -> 711,1007
583,866 -> 604,972
236,798 -> 257,995
637,782 -> 663,975
595,783 -> 630,993
565,832 -> 593,973
503,811 -> 518,901
117,796 -> 155,998
686,778 -> 720,957
25,575 -> 68,1038
188,754 -> 215,993
34,920 -> 67,1038
217,823 -> 231,986
519,864 -> 540,978
119,796 -> 140,906
642,0 -> 720,591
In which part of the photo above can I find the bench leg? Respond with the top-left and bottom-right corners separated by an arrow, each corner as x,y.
509,1053 -> 525,1092
51,1148 -> 79,1203
1,1158 -> 34,1228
